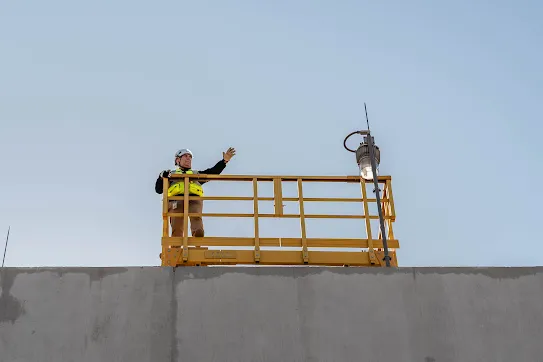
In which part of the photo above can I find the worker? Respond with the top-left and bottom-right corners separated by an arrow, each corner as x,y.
155,147 -> 236,238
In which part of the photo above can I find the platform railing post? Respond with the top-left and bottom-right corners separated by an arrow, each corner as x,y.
253,178 -> 260,263
162,176 -> 170,266
182,175 -> 189,262
297,178 -> 309,264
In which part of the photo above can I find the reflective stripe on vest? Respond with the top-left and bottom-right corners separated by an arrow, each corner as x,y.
167,169 -> 204,197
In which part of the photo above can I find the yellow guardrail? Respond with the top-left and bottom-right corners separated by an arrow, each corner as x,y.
160,174 -> 398,267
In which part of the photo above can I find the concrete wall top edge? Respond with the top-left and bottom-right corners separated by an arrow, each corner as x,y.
2,266 -> 543,282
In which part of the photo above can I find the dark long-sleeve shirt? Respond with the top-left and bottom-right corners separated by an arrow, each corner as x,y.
155,159 -> 227,194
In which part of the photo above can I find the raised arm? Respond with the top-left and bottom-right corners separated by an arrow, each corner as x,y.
199,147 -> 236,175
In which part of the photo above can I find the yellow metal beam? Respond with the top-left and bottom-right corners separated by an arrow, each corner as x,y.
273,178 -> 284,216
162,177 -> 169,238
386,179 -> 396,222
166,212 -> 394,219
167,174 -> 391,183
162,237 -> 400,249
161,177 -> 170,259
170,196 -> 256,201
298,178 -> 308,263
253,178 -> 260,262
169,196 -> 389,202
182,178 -> 189,262
162,249 -> 398,267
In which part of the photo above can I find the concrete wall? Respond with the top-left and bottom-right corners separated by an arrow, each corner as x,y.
1,267 -> 543,362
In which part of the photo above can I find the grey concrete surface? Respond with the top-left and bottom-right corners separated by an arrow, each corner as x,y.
1,267 -> 543,362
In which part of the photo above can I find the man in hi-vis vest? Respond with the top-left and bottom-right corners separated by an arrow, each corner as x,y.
155,147 -> 236,237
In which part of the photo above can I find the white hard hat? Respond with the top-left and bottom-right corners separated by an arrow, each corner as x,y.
175,148 -> 193,158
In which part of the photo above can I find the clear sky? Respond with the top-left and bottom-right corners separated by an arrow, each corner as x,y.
1,1 -> 541,267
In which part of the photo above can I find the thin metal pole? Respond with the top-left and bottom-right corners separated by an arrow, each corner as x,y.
2,226 -> 10,268
364,104 -> 391,267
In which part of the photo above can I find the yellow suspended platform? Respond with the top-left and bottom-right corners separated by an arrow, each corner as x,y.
160,174 -> 398,267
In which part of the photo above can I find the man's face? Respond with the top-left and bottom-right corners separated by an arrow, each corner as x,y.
177,153 -> 192,168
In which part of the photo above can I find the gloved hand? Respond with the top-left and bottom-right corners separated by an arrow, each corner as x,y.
160,170 -> 171,178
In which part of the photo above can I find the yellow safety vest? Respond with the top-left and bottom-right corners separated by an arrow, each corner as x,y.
167,169 -> 204,197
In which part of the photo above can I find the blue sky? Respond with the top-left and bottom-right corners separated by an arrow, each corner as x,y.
1,0 -> 541,267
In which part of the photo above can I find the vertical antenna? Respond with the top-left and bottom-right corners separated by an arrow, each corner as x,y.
364,102 -> 371,131
2,226 -> 10,268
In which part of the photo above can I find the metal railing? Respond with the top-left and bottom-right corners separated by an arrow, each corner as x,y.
160,174 -> 398,267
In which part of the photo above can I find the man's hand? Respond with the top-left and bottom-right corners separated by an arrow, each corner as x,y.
223,147 -> 236,163
160,170 -> 171,178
